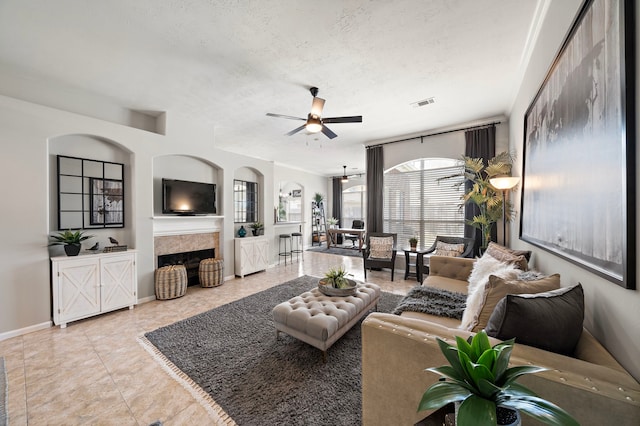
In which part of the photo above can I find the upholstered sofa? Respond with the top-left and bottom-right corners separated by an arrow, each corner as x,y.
362,255 -> 640,425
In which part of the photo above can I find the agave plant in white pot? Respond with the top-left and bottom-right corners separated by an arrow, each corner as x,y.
418,330 -> 579,426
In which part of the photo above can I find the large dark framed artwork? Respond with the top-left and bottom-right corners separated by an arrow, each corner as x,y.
520,0 -> 635,289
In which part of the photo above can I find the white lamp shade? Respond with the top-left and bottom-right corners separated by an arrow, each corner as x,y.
490,176 -> 520,190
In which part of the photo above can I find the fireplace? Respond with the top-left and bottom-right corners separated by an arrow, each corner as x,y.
158,248 -> 214,287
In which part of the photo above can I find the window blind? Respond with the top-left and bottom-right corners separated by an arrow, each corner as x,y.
383,161 -> 464,248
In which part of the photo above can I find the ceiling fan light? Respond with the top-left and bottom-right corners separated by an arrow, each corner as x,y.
306,115 -> 322,133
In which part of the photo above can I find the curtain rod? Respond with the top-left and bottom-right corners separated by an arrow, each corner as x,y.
365,121 -> 501,149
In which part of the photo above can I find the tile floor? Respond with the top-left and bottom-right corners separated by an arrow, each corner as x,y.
0,251 -> 416,425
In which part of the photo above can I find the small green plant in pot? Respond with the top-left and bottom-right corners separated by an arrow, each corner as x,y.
49,230 -> 94,256
418,330 -> 578,426
409,236 -> 418,250
323,266 -> 350,288
249,221 -> 264,235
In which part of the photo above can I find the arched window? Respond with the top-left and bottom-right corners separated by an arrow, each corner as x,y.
384,158 -> 464,247
342,184 -> 366,228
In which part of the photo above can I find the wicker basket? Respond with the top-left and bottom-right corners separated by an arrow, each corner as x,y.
155,264 -> 187,300
199,258 -> 224,288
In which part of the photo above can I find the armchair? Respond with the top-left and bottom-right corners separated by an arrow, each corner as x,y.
423,235 -> 476,258
421,236 -> 475,278
362,232 -> 397,281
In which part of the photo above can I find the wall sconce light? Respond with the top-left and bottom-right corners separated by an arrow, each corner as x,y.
489,176 -> 520,246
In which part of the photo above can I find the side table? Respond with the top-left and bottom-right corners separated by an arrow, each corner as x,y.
403,247 -> 429,282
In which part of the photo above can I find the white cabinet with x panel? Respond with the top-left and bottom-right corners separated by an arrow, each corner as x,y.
51,250 -> 137,328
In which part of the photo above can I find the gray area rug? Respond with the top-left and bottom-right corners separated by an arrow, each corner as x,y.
144,275 -> 402,425
392,285 -> 466,319
0,357 -> 7,426
306,246 -> 363,258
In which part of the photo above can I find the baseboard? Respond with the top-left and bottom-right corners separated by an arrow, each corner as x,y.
0,321 -> 52,342
137,295 -> 156,304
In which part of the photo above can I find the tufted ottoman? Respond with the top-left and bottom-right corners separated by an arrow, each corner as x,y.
272,282 -> 380,361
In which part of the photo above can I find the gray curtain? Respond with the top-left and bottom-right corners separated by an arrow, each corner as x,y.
465,125 -> 496,255
332,177 -> 343,243
366,145 -> 384,235
332,177 -> 343,226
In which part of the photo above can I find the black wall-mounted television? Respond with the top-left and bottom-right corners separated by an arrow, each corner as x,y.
162,178 -> 216,215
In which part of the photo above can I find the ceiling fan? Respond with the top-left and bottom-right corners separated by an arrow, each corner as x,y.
266,87 -> 362,139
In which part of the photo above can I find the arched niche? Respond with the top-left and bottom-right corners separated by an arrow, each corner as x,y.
233,166 -> 264,224
153,155 -> 223,216
277,181 -> 303,222
48,134 -> 132,231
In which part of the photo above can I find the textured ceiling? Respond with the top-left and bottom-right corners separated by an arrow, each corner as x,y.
0,0 -> 542,176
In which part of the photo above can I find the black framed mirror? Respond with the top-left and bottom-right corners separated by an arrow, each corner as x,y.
57,155 -> 125,229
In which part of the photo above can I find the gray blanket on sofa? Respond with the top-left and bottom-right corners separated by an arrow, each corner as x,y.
391,285 -> 466,319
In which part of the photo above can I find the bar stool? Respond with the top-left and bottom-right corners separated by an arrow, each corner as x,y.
291,232 -> 303,262
279,234 -> 292,265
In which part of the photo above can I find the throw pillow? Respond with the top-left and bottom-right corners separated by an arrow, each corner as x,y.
434,241 -> 465,257
459,255 -> 519,330
485,242 -> 529,271
468,273 -> 561,332
369,236 -> 393,259
486,284 -> 584,355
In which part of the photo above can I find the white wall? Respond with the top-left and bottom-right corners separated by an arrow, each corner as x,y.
507,0 -> 640,381
0,95 -> 324,338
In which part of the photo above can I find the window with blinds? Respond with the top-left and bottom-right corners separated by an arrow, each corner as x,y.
383,158 -> 464,248
342,185 -> 366,228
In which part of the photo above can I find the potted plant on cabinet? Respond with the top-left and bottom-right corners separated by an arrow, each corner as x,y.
49,230 -> 95,256
250,221 -> 264,236
418,330 -> 578,426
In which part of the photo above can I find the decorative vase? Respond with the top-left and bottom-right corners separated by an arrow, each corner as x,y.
64,244 -> 81,256
410,242 -> 417,251
238,226 -> 247,238
496,406 -> 521,426
453,403 -> 521,426
252,228 -> 258,236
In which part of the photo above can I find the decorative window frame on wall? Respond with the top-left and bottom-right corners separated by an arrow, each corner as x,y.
57,155 -> 125,230
233,179 -> 258,223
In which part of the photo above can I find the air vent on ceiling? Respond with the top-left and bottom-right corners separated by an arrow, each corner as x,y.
411,97 -> 435,108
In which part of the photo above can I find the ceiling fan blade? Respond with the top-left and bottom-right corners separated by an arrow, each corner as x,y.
266,113 -> 305,121
310,97 -> 325,116
322,115 -> 363,124
321,125 -> 338,139
286,124 -> 306,136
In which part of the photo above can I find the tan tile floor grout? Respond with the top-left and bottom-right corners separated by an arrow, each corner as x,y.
0,251 -> 417,425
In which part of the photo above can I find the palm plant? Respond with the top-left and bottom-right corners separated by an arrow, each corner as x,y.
418,331 -> 578,426
441,151 -> 514,250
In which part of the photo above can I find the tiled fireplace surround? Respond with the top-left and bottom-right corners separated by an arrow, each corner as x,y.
153,217 -> 222,281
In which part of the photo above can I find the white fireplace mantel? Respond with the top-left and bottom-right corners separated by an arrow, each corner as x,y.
152,215 -> 223,236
